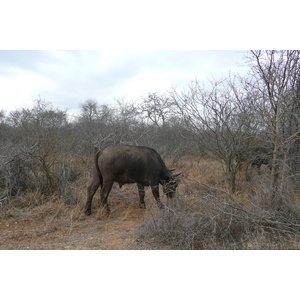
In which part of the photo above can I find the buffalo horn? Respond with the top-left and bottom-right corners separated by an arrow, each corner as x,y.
171,171 -> 182,177
169,168 -> 176,172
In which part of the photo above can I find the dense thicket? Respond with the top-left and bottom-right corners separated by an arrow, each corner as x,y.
1,50 -> 300,216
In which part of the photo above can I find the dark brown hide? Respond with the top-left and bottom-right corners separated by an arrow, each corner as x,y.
85,145 -> 181,215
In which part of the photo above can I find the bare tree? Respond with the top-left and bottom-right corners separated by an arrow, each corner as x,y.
112,99 -> 144,145
247,50 -> 300,208
171,76 -> 259,193
6,99 -> 69,195
140,92 -> 174,127
76,100 -> 115,154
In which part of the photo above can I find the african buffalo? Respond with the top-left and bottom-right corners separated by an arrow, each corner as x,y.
250,153 -> 272,173
84,145 -> 182,216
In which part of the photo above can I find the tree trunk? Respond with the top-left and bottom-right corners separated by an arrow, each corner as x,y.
270,115 -> 282,209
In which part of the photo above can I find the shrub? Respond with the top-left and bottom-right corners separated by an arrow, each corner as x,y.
136,181 -> 300,250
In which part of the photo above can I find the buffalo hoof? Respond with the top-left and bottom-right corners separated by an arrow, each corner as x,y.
85,210 -> 92,216
158,204 -> 165,210
105,207 -> 111,216
139,203 -> 146,209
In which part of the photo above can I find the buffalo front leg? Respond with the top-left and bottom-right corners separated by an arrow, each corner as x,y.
85,180 -> 100,216
137,184 -> 146,209
151,185 -> 165,209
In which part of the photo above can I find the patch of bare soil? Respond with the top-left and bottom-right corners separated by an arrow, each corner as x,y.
0,203 -> 153,250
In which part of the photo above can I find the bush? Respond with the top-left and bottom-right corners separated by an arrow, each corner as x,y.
136,183 -> 300,250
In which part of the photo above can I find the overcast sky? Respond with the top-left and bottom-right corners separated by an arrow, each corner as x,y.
1,1 -> 297,117
0,50 -> 249,114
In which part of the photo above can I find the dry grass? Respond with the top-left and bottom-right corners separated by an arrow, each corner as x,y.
1,155 -> 300,249
136,157 -> 300,249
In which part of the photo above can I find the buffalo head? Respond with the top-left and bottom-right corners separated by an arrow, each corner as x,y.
162,170 -> 182,198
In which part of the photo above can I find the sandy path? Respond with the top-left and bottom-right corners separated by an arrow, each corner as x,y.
0,206 -> 148,250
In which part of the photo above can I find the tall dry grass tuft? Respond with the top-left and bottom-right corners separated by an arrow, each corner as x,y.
135,196 -> 249,250
136,190 -> 300,250
136,157 -> 300,249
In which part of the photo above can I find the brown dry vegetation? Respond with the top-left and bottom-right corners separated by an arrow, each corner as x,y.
1,51 -> 300,251
1,156 -> 300,250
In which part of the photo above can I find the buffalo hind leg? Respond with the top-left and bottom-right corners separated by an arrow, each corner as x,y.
100,182 -> 113,215
151,185 -> 165,209
85,180 -> 100,216
137,184 -> 146,209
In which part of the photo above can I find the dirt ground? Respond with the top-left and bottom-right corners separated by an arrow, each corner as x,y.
0,202 -> 154,250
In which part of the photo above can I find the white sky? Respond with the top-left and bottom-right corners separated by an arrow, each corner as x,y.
0,50 -> 249,114
1,1 -> 297,115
